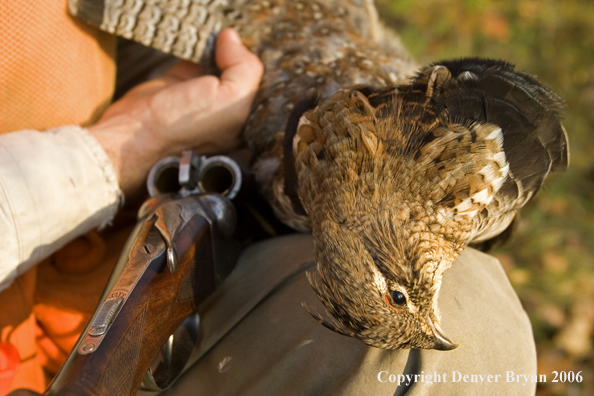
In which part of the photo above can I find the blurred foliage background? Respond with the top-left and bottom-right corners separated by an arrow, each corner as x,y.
375,0 -> 594,394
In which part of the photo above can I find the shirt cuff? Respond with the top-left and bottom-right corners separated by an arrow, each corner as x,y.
0,125 -> 124,291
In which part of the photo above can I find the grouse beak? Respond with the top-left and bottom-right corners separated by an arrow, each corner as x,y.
428,318 -> 458,351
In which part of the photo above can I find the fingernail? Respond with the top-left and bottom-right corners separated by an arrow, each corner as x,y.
225,28 -> 241,44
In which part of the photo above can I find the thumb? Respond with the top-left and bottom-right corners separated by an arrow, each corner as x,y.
215,28 -> 264,96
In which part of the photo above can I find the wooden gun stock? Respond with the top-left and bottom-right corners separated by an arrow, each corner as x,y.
14,193 -> 238,396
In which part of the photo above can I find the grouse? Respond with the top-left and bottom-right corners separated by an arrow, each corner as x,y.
70,0 -> 569,350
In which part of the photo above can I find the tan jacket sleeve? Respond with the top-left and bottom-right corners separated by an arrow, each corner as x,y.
0,125 -> 123,291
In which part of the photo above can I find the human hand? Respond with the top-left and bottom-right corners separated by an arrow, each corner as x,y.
89,28 -> 263,199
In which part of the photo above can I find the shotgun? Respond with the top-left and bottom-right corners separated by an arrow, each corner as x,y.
9,152 -> 242,396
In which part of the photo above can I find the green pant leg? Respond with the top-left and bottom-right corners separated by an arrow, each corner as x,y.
142,234 -> 535,396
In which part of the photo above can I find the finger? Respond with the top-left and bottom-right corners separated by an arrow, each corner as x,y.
163,60 -> 209,81
7,390 -> 43,396
118,60 -> 209,99
215,28 -> 264,96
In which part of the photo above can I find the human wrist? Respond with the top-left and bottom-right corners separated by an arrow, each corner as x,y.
88,114 -> 166,198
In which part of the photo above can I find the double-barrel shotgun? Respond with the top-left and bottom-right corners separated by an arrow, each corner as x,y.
9,152 -> 242,396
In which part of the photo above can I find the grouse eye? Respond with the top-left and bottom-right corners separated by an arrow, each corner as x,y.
391,291 -> 407,306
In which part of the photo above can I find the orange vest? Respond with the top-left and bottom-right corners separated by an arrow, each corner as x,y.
0,1 -> 118,392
